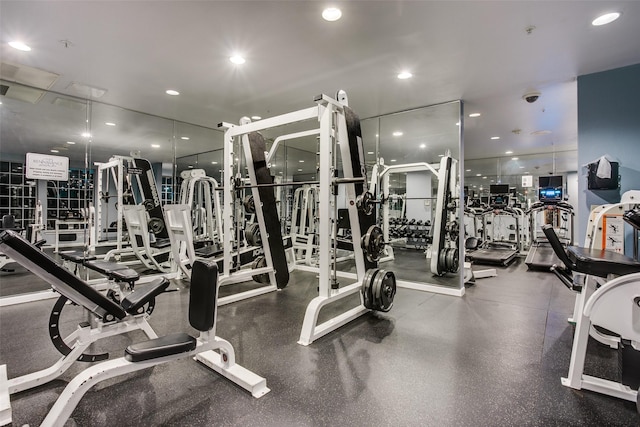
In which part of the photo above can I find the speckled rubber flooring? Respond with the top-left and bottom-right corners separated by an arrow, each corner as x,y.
1,255 -> 639,426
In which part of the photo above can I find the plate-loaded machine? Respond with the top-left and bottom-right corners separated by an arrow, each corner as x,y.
218,92 -> 397,346
0,231 -> 268,426
466,185 -> 520,266
543,205 -> 640,410
525,188 -> 574,270
178,168 -> 223,245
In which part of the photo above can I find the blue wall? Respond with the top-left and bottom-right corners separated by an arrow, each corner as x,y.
577,63 -> 640,251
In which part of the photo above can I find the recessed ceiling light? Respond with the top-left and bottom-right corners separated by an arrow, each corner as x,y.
297,168 -> 303,172
322,7 -> 342,21
230,55 -> 246,65
392,131 -> 403,137
8,41 -> 31,51
390,159 -> 397,162
151,144 -> 160,148
367,151 -> 374,155
419,143 -> 426,149
397,71 -> 413,80
166,89 -> 180,96
505,150 -> 513,155
490,136 -> 500,140
511,157 -> 519,160
469,113 -> 481,118
465,169 -> 471,172
251,116 -> 262,120
81,132 -> 91,138
211,161 -> 218,165
476,173 -> 482,177
299,160 -> 305,163
66,141 -> 76,145
482,176 -> 487,179
181,136 -> 190,140
592,12 -> 621,26
105,122 -> 116,126
519,166 -> 525,169
50,149 -> 59,153
456,122 -> 460,126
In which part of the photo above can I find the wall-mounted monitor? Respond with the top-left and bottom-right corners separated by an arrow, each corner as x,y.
539,175 -> 563,188
489,184 -> 509,195
538,187 -> 563,202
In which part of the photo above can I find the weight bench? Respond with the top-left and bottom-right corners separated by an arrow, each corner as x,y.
542,224 -> 640,410
0,229 -> 170,425
38,258 -> 269,426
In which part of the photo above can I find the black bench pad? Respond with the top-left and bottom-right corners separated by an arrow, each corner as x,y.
124,332 -> 196,362
121,278 -> 170,314
151,238 -> 172,249
84,260 -> 130,274
195,245 -> 222,258
109,268 -> 140,283
567,246 -> 640,277
60,251 -> 97,263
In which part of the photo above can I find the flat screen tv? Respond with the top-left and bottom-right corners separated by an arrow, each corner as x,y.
489,184 -> 509,195
539,175 -> 563,188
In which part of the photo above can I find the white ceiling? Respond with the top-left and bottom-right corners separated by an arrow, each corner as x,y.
1,1 -> 640,177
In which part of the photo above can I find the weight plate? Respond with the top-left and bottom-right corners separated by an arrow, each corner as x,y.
245,223 -> 262,246
148,217 -> 165,234
373,270 -> 396,312
243,195 -> 256,214
356,191 -> 375,216
361,268 -> 379,310
251,255 -> 269,283
361,225 -> 385,263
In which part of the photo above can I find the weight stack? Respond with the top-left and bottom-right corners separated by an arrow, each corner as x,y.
618,339 -> 640,390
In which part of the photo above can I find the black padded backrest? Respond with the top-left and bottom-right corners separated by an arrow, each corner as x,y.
189,259 -> 218,331
465,236 -> 480,250
0,230 -> 126,320
541,224 -> 574,270
2,214 -> 16,230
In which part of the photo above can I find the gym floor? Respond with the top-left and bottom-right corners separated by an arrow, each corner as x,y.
1,253 -> 638,426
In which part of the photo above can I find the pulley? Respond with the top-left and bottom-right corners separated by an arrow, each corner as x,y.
142,199 -> 155,211
361,268 -> 396,312
148,217 -> 165,235
245,223 -> 262,247
251,255 -> 269,284
356,191 -> 375,216
361,224 -> 385,263
243,195 -> 256,214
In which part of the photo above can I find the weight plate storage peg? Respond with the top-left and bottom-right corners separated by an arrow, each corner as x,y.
245,223 -> 262,246
251,255 -> 269,284
243,195 -> 256,214
361,225 -> 385,263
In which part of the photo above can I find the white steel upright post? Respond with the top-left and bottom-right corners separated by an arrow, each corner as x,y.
317,103 -> 333,299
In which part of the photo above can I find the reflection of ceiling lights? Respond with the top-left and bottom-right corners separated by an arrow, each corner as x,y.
297,168 -> 303,172
181,136 -> 190,140
299,160 -> 304,163
151,144 -> 160,148
438,154 -> 444,157
66,141 -> 76,145
211,161 -> 218,165
51,149 -> 59,153
229,55 -> 246,64
165,89 -> 180,96
419,143 -> 426,149
520,166 -> 525,169
251,116 -> 261,120
592,12 -> 621,26
367,151 -> 374,155
392,131 -> 403,137
465,169 -> 471,172
390,159 -> 397,162
105,122 -> 116,126
511,157 -> 519,160
490,136 -> 500,140
81,132 -> 91,138
476,173 -> 482,176
397,71 -> 412,80
322,7 -> 342,21
188,165 -> 193,168
8,41 -> 31,51
482,176 -> 487,179
505,150 -> 513,155
468,113 -> 481,118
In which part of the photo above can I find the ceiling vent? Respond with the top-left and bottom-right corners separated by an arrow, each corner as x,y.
0,61 -> 59,90
67,81 -> 107,98
0,80 -> 46,104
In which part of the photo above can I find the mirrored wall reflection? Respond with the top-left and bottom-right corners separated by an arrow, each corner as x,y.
363,101 -> 462,289
464,150 -> 578,207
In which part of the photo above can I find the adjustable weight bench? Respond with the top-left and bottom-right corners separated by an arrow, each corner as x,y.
0,230 -> 170,425
38,258 -> 269,426
542,224 -> 640,410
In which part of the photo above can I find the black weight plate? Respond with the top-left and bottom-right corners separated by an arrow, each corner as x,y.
251,255 -> 269,284
148,217 -> 165,234
373,270 -> 396,312
245,223 -> 262,246
243,195 -> 256,214
361,268 -> 379,310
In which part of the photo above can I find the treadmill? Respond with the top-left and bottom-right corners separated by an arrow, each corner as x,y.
525,184 -> 574,271
466,186 -> 519,267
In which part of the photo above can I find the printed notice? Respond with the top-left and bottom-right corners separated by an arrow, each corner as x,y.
25,152 -> 69,181
521,175 -> 533,188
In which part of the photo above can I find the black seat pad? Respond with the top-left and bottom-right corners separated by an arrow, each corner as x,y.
151,238 -> 172,249
124,332 -> 196,362
109,268 -> 140,283
84,260 -> 131,275
567,246 -> 640,277
60,251 -> 97,263
195,245 -> 222,258
121,278 -> 170,314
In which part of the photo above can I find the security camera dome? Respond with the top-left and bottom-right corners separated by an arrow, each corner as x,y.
523,91 -> 541,103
